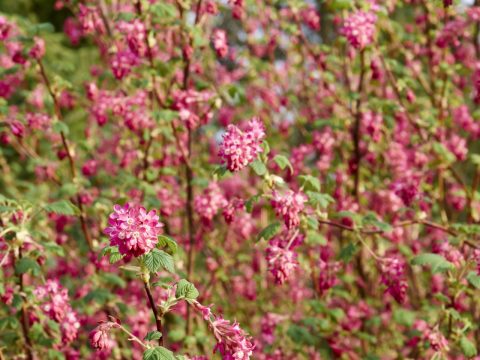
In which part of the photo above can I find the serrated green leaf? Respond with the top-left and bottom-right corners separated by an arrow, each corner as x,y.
143,249 -> 174,273
299,175 -> 321,192
306,191 -> 335,208
144,331 -> 163,341
43,200 -> 79,216
175,279 -> 199,300
143,346 -> 175,360
257,222 -> 281,242
411,253 -> 454,273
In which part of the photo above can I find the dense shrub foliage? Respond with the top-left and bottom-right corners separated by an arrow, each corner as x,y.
1,0 -> 480,359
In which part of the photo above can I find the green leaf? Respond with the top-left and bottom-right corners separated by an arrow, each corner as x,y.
212,165 -> 228,178
460,336 -> 477,358
467,272 -> 480,289
257,222 -> 281,242
143,249 -> 174,273
144,331 -> 163,341
273,155 -> 293,173
306,230 -> 327,245
250,159 -> 267,176
150,3 -> 177,19
15,258 -> 41,276
338,243 -> 358,263
43,242 -> 65,257
306,192 -> 335,208
158,235 -> 178,254
102,273 -> 126,288
245,194 -> 261,213
52,121 -> 69,136
432,142 -> 455,164
153,110 -> 178,123
143,346 -> 175,360
101,246 -> 124,264
361,213 -> 392,232
298,175 -> 321,192
175,279 -> 199,300
43,200 -> 80,216
411,253 -> 454,273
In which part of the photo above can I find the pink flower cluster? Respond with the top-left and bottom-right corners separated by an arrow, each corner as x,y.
89,321 -> 119,351
271,190 -> 307,229
34,280 -> 80,345
218,118 -> 266,172
172,89 -> 214,129
104,203 -> 163,257
265,242 -> 298,285
194,182 -> 228,225
342,11 -> 377,50
191,300 -> 254,359
380,257 -> 408,304
212,29 -> 228,58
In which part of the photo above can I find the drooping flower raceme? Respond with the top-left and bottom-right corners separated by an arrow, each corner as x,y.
341,11 -> 377,50
34,280 -> 80,345
190,300 -> 254,360
265,242 -> 298,285
104,203 -> 163,257
194,182 -> 228,225
380,257 -> 408,304
271,190 -> 307,229
89,321 -> 119,351
218,118 -> 266,172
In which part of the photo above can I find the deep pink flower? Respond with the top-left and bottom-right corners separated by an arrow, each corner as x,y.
194,182 -> 228,226
34,280 -> 80,344
212,29 -> 228,58
29,37 -> 45,59
218,118 -> 266,172
380,257 -> 408,304
271,190 -> 307,229
265,243 -> 298,285
89,321 -> 119,351
104,203 -> 163,257
342,11 -> 377,49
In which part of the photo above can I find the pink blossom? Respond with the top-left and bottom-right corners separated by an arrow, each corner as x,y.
194,182 -> 228,225
380,257 -> 408,304
301,6 -> 320,30
218,118 -> 266,172
29,37 -> 45,59
212,29 -> 228,58
104,203 -> 163,257
265,243 -> 298,285
271,190 -> 307,229
34,280 -> 80,344
89,321 -> 119,351
110,50 -> 138,80
341,11 -> 377,49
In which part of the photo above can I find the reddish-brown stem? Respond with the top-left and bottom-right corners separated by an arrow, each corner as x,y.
36,59 -> 93,250
143,280 -> 164,346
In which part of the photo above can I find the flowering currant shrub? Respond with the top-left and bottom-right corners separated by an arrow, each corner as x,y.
1,0 -> 480,358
